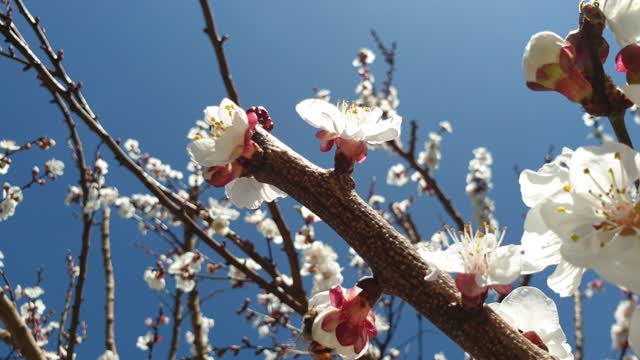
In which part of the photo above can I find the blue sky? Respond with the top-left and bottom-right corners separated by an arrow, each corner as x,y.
0,0 -> 637,358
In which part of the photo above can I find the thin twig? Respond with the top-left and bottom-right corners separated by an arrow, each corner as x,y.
267,201 -> 305,303
387,131 -> 465,230
574,291 -> 583,360
56,251 -> 76,352
167,291 -> 183,360
101,207 -> 117,355
198,0 -> 239,105
51,92 -> 92,360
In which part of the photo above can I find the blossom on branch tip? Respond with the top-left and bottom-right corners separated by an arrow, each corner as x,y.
488,287 -> 573,359
187,99 -> 286,208
523,31 -> 593,103
296,99 -> 402,163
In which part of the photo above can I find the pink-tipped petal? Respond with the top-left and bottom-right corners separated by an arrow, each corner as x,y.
204,164 -> 238,187
246,111 -> 258,130
329,286 -> 345,308
319,139 -> 335,152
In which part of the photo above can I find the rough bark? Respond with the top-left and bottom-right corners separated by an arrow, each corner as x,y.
248,128 -> 553,360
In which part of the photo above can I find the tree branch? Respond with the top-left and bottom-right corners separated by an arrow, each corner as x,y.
167,291 -> 183,360
574,291 -> 583,360
198,0 -> 239,105
101,207 -> 117,355
387,139 -> 465,230
267,201 -> 305,302
0,291 -> 45,360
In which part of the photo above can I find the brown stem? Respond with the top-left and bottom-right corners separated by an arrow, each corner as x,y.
101,207 -> 117,354
167,291 -> 183,360
50,92 -> 92,360
198,0 -> 239,105
267,201 -> 305,302
0,291 -> 45,360
184,189 -> 207,359
609,112 -> 634,149
56,252 -> 76,352
574,291 -> 584,360
187,290 -> 206,359
387,139 -> 465,230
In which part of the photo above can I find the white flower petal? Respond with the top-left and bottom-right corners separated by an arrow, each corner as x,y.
520,207 -> 563,273
546,259 -> 585,297
569,142 -> 640,195
491,287 -> 573,360
482,245 -> 522,286
523,31 -> 565,82
602,0 -> 640,46
621,84 -> 640,107
296,99 -> 345,135
224,177 -> 287,209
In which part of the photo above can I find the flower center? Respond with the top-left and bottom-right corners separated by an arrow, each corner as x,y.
336,99 -> 372,124
446,224 -> 506,275
567,154 -> 640,245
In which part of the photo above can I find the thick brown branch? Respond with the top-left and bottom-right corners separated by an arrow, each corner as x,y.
101,207 -> 117,354
0,291 -> 45,360
248,128 -> 553,359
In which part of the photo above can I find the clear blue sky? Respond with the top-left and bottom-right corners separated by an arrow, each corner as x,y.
0,0 -> 635,358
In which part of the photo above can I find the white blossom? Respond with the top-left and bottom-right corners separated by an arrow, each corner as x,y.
144,268 -> 166,290
386,163 -> 409,186
123,138 -> 142,160
519,147 -> 586,297
45,158 -> 65,176
488,287 -> 573,360
535,143 -> 640,293
168,252 -> 203,292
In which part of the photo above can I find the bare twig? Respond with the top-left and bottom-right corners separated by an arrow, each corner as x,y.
574,291 -> 583,360
50,92 -> 92,359
101,207 -> 117,355
387,133 -> 465,230
0,291 -> 45,360
167,291 -> 183,360
183,189 -> 207,359
267,201 -> 305,302
198,0 -> 239,104
56,251 -> 76,352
